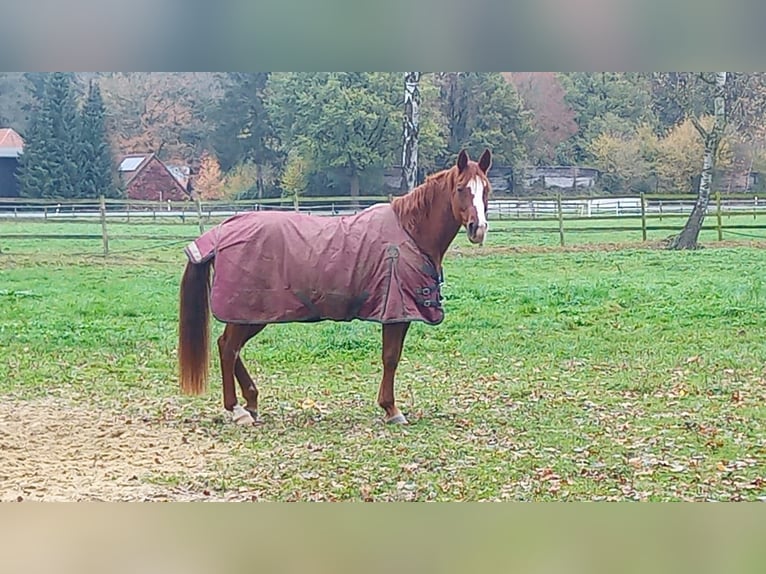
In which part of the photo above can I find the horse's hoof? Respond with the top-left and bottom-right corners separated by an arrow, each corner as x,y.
385,413 -> 408,425
231,405 -> 256,426
246,408 -> 261,423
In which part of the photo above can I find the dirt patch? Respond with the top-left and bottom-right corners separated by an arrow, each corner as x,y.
449,239 -> 766,257
0,397 -> 236,501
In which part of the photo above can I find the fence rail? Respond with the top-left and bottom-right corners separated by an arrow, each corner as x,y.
1,192 -> 766,254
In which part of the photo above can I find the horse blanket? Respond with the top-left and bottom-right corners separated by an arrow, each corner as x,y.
184,203 -> 444,325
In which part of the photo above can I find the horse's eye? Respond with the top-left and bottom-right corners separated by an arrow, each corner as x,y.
457,186 -> 465,193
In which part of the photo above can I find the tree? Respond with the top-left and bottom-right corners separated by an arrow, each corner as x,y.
267,73 -> 402,200
220,161 -> 264,199
195,152 -> 225,200
17,73 -> 81,198
504,72 -> 578,164
281,148 -> 312,203
403,74 -> 447,175
401,72 -> 421,192
656,73 -> 729,250
45,73 -> 81,198
558,73 -> 657,163
0,73 -> 33,132
16,84 -> 56,198
587,125 -> 656,193
435,72 -> 532,168
79,80 -> 117,198
99,72 -> 219,163
210,73 -> 282,199
653,116 -> 733,195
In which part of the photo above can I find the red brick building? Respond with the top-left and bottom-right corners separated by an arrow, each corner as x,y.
119,153 -> 191,201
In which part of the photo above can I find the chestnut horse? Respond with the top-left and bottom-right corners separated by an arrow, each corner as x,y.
178,149 -> 492,425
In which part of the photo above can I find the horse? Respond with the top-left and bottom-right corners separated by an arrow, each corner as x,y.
177,148 -> 492,426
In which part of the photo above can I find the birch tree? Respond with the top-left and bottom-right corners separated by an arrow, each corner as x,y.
666,73 -> 728,250
401,72 -> 421,193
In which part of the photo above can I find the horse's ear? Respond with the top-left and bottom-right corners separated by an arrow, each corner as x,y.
478,149 -> 492,174
457,149 -> 469,173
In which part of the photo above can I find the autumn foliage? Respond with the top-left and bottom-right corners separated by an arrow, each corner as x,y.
194,152 -> 225,200
504,72 -> 578,164
588,117 -> 735,193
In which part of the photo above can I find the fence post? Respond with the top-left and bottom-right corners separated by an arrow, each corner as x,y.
126,200 -> 130,222
716,191 -> 723,241
640,193 -> 647,242
196,197 -> 205,234
658,200 -> 663,221
44,206 -> 48,221
556,192 -> 565,247
754,196 -> 758,220
99,194 -> 109,256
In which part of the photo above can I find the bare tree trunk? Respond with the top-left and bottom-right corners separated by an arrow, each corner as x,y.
350,170 -> 360,210
255,163 -> 264,200
669,72 -> 727,250
401,72 -> 421,193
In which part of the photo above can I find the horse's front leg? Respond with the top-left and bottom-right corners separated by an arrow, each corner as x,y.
378,322 -> 411,424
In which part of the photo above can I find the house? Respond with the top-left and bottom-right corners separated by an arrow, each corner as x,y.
384,165 -> 517,194
118,153 -> 191,201
0,128 -> 24,198
716,167 -> 760,192
522,166 -> 601,190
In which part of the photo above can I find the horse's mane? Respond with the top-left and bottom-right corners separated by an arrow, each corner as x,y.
391,167 -> 456,233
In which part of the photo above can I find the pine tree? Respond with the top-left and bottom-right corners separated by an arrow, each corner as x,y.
17,78 -> 56,198
211,73 -> 282,198
17,73 -> 82,198
45,72 -> 81,197
79,80 -> 116,198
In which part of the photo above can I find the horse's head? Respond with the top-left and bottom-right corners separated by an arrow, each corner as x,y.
451,149 -> 492,245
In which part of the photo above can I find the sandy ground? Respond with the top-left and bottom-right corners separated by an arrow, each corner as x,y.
0,397 -> 236,501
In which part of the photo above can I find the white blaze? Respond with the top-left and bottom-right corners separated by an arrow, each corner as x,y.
468,176 -> 488,228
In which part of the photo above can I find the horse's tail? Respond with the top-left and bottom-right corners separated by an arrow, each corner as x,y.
178,259 -> 212,395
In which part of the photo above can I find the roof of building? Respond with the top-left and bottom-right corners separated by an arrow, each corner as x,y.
119,155 -> 147,172
0,128 -> 24,158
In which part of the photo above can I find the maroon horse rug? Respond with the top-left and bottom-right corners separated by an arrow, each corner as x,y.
184,203 -> 444,326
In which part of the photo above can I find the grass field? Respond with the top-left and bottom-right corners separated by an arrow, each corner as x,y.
1,221 -> 765,501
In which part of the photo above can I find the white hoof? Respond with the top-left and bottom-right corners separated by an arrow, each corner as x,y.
385,413 -> 409,425
231,404 -> 256,426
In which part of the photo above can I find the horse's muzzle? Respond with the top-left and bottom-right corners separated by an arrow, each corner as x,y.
467,222 -> 486,244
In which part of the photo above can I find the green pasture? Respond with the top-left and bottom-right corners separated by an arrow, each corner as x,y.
0,221 -> 765,500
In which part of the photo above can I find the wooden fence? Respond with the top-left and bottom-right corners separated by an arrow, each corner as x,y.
486,192 -> 766,245
1,192 -> 766,255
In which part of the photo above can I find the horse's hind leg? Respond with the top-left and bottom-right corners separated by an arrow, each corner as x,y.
218,323 -> 265,425
234,324 -> 266,419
